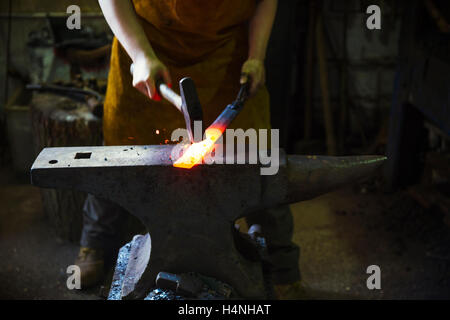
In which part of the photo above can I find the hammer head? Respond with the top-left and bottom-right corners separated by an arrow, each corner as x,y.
179,77 -> 203,143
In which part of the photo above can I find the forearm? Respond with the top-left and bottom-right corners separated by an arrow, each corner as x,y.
98,0 -> 156,62
248,0 -> 277,61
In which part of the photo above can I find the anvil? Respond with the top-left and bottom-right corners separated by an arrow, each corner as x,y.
31,145 -> 385,299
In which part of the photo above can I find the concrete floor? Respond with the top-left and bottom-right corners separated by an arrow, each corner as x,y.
0,167 -> 449,300
0,169 -> 100,300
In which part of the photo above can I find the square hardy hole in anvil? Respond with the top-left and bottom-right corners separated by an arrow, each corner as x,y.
74,152 -> 92,159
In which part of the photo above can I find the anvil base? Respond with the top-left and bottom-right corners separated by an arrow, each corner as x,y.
108,234 -> 261,300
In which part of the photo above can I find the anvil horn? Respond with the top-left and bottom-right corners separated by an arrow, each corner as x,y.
30,146 -> 386,299
258,154 -> 386,209
285,155 -> 386,202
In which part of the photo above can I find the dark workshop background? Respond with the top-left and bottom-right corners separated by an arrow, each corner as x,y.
0,0 -> 449,300
0,0 -> 405,165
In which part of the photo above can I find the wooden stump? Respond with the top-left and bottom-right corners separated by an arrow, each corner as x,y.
31,93 -> 103,242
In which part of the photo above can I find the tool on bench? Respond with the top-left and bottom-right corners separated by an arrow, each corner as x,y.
130,63 -> 203,143
26,83 -> 105,118
26,83 -> 104,103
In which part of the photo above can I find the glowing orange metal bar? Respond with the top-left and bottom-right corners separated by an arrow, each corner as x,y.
173,127 -> 223,169
173,90 -> 245,169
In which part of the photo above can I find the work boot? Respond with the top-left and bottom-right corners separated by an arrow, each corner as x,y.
273,281 -> 308,300
74,247 -> 104,288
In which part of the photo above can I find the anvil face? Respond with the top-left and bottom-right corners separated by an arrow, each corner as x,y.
31,145 -> 386,299
31,145 -> 267,223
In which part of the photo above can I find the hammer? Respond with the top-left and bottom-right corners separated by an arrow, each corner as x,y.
130,63 -> 203,143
